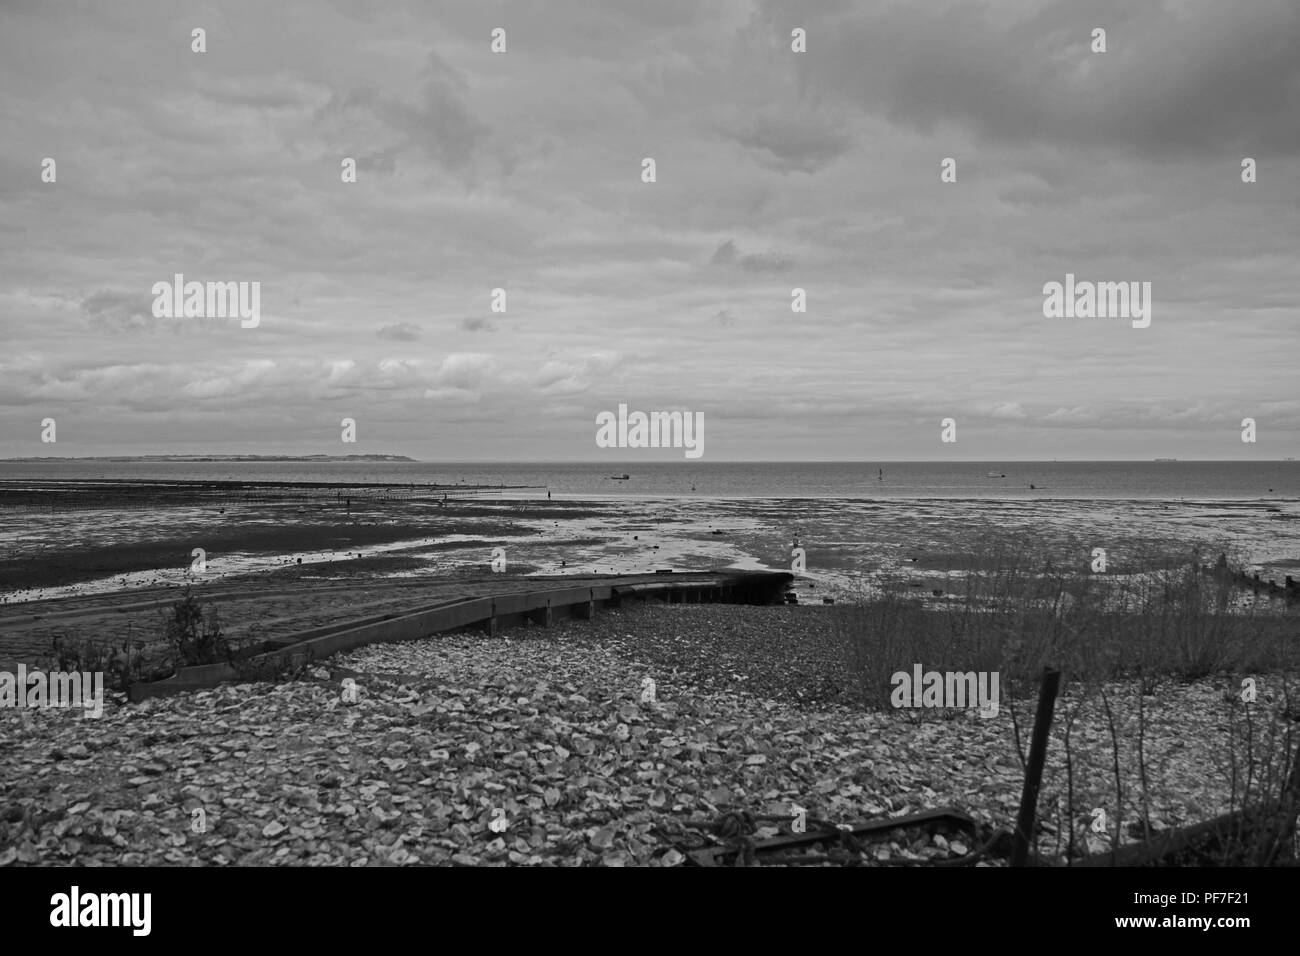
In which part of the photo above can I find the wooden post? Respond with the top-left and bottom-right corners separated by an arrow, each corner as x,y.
1011,667 -> 1061,867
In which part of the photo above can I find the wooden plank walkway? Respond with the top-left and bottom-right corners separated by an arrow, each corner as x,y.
125,570 -> 793,701
0,569 -> 792,697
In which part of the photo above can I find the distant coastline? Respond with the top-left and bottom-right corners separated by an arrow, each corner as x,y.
1,454 -> 417,463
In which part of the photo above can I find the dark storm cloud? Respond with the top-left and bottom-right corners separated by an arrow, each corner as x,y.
777,0 -> 1300,156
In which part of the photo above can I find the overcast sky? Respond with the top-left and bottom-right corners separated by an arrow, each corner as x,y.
1,0 -> 1297,461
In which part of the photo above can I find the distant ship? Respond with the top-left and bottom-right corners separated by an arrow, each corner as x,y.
1154,458 -> 1178,462
986,471 -> 1005,478
608,474 -> 630,480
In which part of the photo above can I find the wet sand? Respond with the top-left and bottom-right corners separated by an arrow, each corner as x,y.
1,493 -> 1296,666
3,494 -> 1297,601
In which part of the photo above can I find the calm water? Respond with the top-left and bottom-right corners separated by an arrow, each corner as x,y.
2,460 -> 1297,500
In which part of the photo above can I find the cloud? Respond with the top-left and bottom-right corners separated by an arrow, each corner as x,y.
710,240 -> 738,265
988,402 -> 1028,420
312,50 -> 491,178
1,1 -> 1295,459
1042,405 -> 1099,423
81,290 -> 156,331
196,73 -> 322,112
726,109 -> 854,173
427,353 -> 498,398
788,0 -> 1300,157
709,238 -> 793,273
531,352 -> 622,396
739,251 -> 794,273
183,360 -> 280,400
377,322 -> 422,341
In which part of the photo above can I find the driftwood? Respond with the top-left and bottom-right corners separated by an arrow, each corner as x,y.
686,807 -> 980,867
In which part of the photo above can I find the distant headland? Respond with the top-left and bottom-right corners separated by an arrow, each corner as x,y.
1,454 -> 418,463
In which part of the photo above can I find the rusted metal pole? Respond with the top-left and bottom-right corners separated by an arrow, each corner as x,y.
1011,667 -> 1061,867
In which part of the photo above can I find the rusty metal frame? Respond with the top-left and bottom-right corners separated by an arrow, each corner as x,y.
686,807 -> 978,866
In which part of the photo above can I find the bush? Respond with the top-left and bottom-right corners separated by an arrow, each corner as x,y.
45,588 -> 274,692
46,630 -> 147,693
162,587 -> 230,666
835,545 -> 1300,708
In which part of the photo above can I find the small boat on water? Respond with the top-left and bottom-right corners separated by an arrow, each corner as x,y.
608,474 -> 630,480
986,471 -> 1005,478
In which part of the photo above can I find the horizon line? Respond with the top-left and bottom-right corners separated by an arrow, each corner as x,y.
2,456 -> 1296,464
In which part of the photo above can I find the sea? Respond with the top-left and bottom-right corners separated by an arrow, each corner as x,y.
1,460 -> 1297,501
2,460 -> 1298,603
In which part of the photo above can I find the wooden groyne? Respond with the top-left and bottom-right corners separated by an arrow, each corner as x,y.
127,570 -> 794,702
1198,553 -> 1300,603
